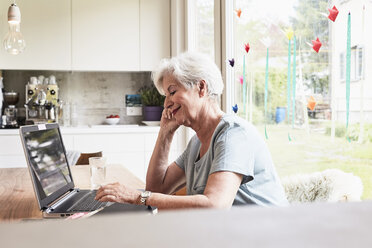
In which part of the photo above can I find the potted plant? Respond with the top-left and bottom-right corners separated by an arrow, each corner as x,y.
139,85 -> 165,121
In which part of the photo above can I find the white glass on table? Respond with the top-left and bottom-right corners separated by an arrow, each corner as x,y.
89,157 -> 107,190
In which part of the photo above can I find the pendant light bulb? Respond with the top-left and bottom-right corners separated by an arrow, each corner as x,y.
3,3 -> 26,55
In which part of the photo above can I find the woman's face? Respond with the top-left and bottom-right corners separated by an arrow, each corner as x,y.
162,74 -> 201,127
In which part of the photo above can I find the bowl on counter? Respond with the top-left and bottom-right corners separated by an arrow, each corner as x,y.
105,115 -> 120,125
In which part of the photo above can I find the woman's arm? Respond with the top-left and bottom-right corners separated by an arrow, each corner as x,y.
95,171 -> 242,210
145,132 -> 185,194
145,108 -> 185,194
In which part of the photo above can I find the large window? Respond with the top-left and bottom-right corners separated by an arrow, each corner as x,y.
187,0 -> 215,60
185,0 -> 371,200
227,0 -> 372,200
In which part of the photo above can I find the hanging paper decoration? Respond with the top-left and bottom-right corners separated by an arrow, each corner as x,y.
232,104 -> 238,113
228,58 -> 235,67
346,13 -> 351,142
286,32 -> 292,141
307,96 -> 317,111
260,37 -> 271,48
285,28 -> 294,40
264,47 -> 269,140
292,37 -> 297,129
235,8 -> 242,18
328,6 -> 339,22
243,55 -> 247,113
260,37 -> 271,139
245,43 -> 250,53
311,38 -> 322,53
239,76 -> 243,85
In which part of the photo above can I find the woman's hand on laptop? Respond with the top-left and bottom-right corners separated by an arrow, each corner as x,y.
95,182 -> 141,204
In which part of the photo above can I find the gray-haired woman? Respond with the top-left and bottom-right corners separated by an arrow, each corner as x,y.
96,52 -> 288,209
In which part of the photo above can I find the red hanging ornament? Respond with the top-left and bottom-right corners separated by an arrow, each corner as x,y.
312,38 -> 322,53
328,5 -> 339,22
244,43 -> 250,53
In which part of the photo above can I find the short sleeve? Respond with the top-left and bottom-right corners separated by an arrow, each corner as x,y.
175,148 -> 187,171
210,126 -> 255,184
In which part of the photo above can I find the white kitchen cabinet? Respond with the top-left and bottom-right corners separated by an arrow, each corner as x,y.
71,132 -> 146,180
0,0 -> 71,70
0,126 -> 185,182
139,0 -> 170,70
0,0 -> 170,71
0,134 -> 27,168
71,0 -> 140,71
72,0 -> 170,71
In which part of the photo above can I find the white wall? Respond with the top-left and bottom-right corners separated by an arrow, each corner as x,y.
332,0 -> 372,123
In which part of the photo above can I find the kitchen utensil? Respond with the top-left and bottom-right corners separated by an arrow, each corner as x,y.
3,92 -> 19,105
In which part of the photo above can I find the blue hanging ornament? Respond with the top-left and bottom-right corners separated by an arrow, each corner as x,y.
232,104 -> 238,113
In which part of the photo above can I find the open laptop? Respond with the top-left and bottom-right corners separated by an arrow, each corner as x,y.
19,123 -> 112,218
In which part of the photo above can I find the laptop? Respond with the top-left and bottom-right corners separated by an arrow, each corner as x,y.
19,123 -> 112,218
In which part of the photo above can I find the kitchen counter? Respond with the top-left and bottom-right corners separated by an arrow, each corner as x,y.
0,125 -> 160,135
0,124 -> 184,181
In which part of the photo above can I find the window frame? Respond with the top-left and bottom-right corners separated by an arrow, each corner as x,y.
339,45 -> 365,83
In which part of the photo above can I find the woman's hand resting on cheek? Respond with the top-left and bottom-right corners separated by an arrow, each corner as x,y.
95,182 -> 141,205
160,108 -> 180,134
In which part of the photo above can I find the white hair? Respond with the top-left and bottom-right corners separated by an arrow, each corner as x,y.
152,52 -> 224,100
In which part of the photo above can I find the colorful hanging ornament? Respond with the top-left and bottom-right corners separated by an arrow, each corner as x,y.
346,13 -> 351,142
285,28 -> 294,40
239,76 -> 243,85
243,55 -> 247,113
235,8 -> 242,18
307,96 -> 317,111
286,32 -> 292,141
260,37 -> 271,140
260,37 -> 271,49
232,104 -> 238,113
245,43 -> 250,53
228,58 -> 235,67
328,5 -> 339,22
311,37 -> 322,53
292,37 -> 297,129
264,47 -> 269,140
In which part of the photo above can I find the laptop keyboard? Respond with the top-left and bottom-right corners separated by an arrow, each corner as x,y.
68,191 -> 110,212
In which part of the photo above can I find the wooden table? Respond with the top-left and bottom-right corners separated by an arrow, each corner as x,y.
0,165 -> 144,223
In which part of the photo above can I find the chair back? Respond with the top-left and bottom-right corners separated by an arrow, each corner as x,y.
75,151 -> 103,165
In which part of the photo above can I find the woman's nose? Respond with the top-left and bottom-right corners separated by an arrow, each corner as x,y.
164,96 -> 173,108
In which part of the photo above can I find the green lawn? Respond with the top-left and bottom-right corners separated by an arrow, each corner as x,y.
256,124 -> 372,200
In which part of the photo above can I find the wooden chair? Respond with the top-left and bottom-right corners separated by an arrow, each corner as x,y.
75,151 -> 103,165
174,186 -> 187,196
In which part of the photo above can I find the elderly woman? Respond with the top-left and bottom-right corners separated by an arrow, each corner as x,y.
96,52 -> 288,209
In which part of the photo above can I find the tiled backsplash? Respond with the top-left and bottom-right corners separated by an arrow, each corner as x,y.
1,70 -> 153,125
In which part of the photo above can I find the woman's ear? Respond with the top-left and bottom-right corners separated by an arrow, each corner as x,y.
198,80 -> 207,97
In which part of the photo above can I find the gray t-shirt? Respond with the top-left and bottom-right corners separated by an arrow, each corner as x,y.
175,114 -> 288,206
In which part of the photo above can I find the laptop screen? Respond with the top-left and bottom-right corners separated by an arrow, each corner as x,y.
22,126 -> 73,200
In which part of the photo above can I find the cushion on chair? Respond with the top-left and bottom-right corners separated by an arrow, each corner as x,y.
282,169 -> 363,204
